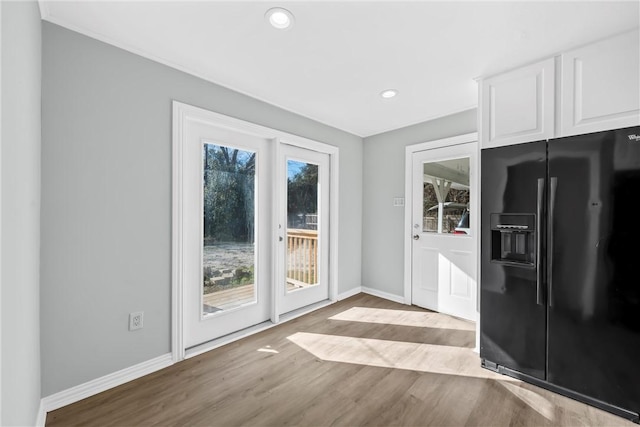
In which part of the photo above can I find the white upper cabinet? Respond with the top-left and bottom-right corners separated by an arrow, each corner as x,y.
481,58 -> 555,149
560,29 -> 640,137
480,29 -> 640,149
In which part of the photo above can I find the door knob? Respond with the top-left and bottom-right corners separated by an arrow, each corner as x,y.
413,234 -> 420,240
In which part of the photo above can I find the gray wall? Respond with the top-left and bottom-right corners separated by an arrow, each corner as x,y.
41,22 -> 362,396
1,1 -> 42,425
361,110 -> 477,297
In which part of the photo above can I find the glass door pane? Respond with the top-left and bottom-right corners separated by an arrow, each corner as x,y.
202,143 -> 256,315
422,157 -> 471,235
286,160 -> 319,292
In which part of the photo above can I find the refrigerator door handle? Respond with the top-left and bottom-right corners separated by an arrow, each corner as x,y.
548,177 -> 558,308
536,178 -> 544,305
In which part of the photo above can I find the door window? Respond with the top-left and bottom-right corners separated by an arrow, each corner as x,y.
202,143 -> 256,315
422,157 -> 471,235
286,160 -> 319,291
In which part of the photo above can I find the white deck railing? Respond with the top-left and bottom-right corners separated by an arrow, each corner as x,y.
287,229 -> 318,285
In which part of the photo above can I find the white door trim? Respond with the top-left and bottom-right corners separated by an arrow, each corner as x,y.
403,132 -> 478,305
172,101 -> 339,362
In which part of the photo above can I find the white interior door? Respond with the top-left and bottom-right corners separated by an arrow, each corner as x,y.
411,143 -> 477,321
183,120 -> 272,349
278,144 -> 330,314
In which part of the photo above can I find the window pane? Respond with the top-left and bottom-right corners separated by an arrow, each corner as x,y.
202,143 -> 256,315
286,160 -> 319,292
422,157 -> 471,235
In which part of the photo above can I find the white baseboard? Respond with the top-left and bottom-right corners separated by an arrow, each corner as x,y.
35,289 -> 406,421
361,286 -> 406,304
41,353 -> 173,414
35,400 -> 46,427
337,286 -> 361,301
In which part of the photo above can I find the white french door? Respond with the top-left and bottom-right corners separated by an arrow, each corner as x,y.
182,120 -> 272,349
277,144 -> 330,314
411,142 -> 477,321
174,102 -> 338,355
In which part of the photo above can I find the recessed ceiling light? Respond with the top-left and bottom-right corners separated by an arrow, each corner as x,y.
266,7 -> 294,30
380,89 -> 398,99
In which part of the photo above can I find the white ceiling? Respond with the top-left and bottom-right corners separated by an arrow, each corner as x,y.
40,1 -> 640,137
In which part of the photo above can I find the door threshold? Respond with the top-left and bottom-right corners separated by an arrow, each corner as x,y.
184,299 -> 334,360
279,299 -> 333,323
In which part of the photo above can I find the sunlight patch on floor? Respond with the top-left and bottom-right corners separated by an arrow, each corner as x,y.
329,306 -> 474,331
497,381 -> 556,422
287,332 -> 511,380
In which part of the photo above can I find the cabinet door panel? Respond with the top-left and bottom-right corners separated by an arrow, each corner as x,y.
561,29 -> 640,136
481,58 -> 555,149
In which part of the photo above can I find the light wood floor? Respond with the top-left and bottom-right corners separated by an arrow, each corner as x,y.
46,294 -> 634,426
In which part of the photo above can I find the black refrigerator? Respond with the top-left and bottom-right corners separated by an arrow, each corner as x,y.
480,126 -> 640,422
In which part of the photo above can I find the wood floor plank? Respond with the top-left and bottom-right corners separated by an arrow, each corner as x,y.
46,293 -> 635,426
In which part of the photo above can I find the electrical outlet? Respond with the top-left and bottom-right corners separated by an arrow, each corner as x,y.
129,311 -> 144,331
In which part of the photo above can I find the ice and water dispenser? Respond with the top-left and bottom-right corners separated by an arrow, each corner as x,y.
490,214 -> 536,266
